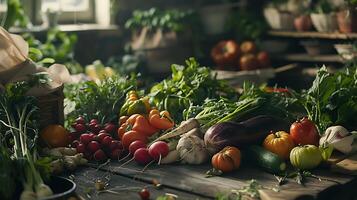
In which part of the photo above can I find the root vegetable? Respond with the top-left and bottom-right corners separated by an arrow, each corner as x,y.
42,148 -> 62,157
63,153 -> 88,171
80,133 -> 93,145
20,190 -> 37,200
87,141 -> 101,153
50,159 -> 64,174
176,135 -> 208,165
35,183 -> 53,198
43,147 -> 78,157
97,132 -> 110,142
94,149 -> 107,161
153,118 -> 200,142
76,143 -> 86,153
129,140 -> 147,155
148,141 -> 169,161
184,128 -> 203,138
134,148 -> 153,165
59,147 -> 77,156
160,150 -> 180,164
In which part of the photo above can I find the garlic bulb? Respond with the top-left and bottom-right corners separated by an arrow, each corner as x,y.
176,135 -> 209,164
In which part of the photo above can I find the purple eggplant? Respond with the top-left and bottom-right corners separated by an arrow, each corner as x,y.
204,115 -> 290,154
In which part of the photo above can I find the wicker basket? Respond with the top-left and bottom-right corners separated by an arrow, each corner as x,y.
37,84 -> 64,129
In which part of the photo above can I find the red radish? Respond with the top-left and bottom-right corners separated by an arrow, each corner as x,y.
97,132 -> 110,142
80,133 -> 92,144
139,188 -> 150,200
134,148 -> 153,165
94,149 -> 107,161
102,136 -> 113,146
90,119 -> 99,125
109,140 -> 122,150
68,133 -> 77,143
98,130 -> 108,135
104,123 -> 116,133
74,123 -> 86,133
87,141 -> 101,153
76,116 -> 85,124
76,143 -> 86,153
71,140 -> 80,148
88,133 -> 97,141
148,141 -> 169,161
90,123 -> 101,133
71,122 -> 77,129
129,140 -> 147,155
110,149 -> 123,160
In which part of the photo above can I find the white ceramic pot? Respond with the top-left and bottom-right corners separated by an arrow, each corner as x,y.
263,7 -> 295,30
334,44 -> 357,60
310,13 -> 338,32
199,4 -> 232,35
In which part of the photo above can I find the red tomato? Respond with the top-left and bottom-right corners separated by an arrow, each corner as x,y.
290,117 -> 319,145
121,130 -> 148,149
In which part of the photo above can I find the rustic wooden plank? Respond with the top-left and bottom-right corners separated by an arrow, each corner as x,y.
273,54 -> 343,63
71,167 -> 207,200
331,154 -> 357,175
268,31 -> 357,40
97,161 -> 355,200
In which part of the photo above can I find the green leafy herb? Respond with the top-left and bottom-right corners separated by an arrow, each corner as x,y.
64,76 -> 137,124
125,8 -> 194,32
149,58 -> 237,122
300,66 -> 357,133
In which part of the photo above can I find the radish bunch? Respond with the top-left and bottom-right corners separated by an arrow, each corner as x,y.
70,116 -> 122,161
132,141 -> 169,165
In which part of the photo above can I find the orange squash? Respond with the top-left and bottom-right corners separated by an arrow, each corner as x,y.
211,146 -> 241,172
263,131 -> 295,159
40,125 -> 69,148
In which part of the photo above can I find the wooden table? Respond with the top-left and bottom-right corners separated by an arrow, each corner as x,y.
70,161 -> 357,200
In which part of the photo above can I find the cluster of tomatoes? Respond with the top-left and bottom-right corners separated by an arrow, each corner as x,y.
69,117 -> 123,161
211,40 -> 270,71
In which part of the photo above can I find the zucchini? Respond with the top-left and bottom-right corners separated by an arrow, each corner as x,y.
245,145 -> 286,174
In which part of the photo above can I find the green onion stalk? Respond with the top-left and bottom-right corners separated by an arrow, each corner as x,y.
0,76 -> 53,199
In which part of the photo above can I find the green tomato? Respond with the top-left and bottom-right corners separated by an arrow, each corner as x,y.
290,145 -> 322,170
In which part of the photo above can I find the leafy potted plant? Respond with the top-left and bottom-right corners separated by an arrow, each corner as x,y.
293,1 -> 313,31
310,0 -> 338,32
198,0 -> 237,35
263,0 -> 295,30
336,0 -> 357,33
125,8 -> 194,73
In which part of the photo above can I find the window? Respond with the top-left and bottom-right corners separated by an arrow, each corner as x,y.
36,0 -> 95,24
41,0 -> 90,12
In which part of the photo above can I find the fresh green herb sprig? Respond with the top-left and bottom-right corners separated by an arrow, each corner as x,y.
64,75 -> 137,125
149,58 -> 237,122
125,8 -> 194,32
300,66 -> 357,133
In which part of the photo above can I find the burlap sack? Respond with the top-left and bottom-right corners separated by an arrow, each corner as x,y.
0,27 -> 71,96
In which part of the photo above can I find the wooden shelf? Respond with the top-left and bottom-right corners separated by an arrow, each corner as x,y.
268,30 -> 357,40
9,24 -> 119,34
273,53 -> 343,63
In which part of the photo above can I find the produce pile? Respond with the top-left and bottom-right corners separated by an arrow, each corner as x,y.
211,40 -> 271,71
1,57 -> 357,200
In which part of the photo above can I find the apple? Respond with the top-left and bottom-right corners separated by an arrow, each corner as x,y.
239,54 -> 259,71
290,145 -> 322,170
240,41 -> 256,54
257,51 -> 270,68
